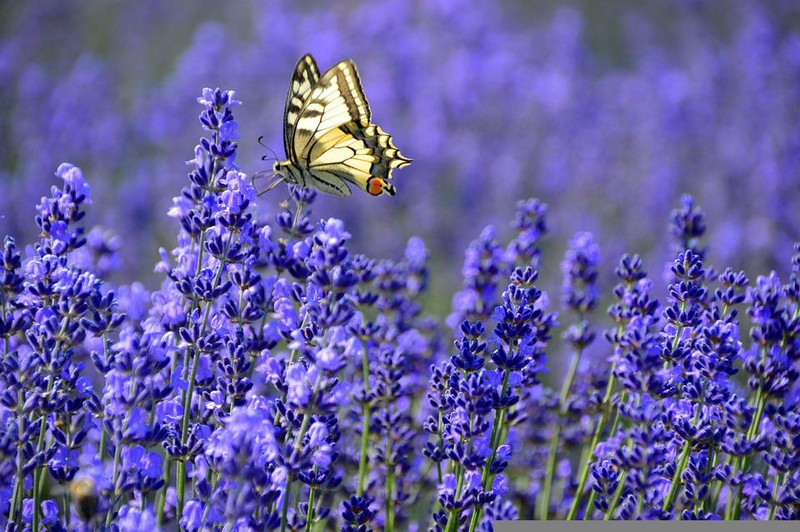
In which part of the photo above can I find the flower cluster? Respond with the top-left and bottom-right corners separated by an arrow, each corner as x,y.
2,83 -> 800,531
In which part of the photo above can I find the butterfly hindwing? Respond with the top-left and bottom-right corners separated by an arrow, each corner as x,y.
304,172 -> 352,197
308,122 -> 411,196
284,55 -> 321,161
293,59 -> 372,162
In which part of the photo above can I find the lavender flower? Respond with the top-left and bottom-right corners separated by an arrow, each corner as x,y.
3,34 -> 800,526
567,253 -> 662,519
448,226 -> 508,328
539,232 -> 599,519
429,251 -> 554,530
341,495 -> 375,532
669,195 -> 707,260
0,163 -> 122,530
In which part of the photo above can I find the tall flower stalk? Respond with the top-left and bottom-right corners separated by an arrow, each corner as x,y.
468,267 -> 554,531
156,88 -> 247,519
567,254 -> 660,519
538,232 -> 599,519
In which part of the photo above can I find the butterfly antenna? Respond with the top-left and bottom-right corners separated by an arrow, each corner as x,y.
258,136 -> 280,162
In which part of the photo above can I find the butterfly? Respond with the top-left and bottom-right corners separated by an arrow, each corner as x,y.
266,54 -> 411,197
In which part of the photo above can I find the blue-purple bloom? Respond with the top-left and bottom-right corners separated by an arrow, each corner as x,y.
3,35 -> 800,527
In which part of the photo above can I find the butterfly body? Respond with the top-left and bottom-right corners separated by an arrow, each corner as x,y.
273,54 -> 410,197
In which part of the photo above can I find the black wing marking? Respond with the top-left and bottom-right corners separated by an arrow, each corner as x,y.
305,171 -> 352,197
283,54 -> 321,162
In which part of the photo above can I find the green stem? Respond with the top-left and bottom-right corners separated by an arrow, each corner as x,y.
176,336 -> 204,517
280,474 -> 292,532
200,473 -> 220,527
175,460 -> 188,519
5,320 -> 22,522
9,391 -> 25,524
603,470 -> 627,520
247,314 -> 268,382
63,490 -> 71,528
180,326 -> 206,439
662,299 -> 687,371
32,468 -> 41,531
567,370 -> 617,520
105,442 -> 124,527
663,438 -> 692,513
662,405 -> 699,514
709,474 -> 723,516
386,431 -> 395,532
429,408 -> 447,519
726,380 -> 768,519
357,344 -> 371,496
176,232 -> 232,519
584,490 -> 598,519
468,371 -> 511,532
32,374 -> 58,530
279,371 -> 323,532
445,465 -> 465,532
436,410 -> 444,484
305,485 -> 316,531
444,379 -> 482,532
540,424 -> 562,520
699,448 -> 717,513
156,454 -> 173,525
636,486 -> 645,517
539,346 -> 583,519
97,335 -> 112,462
584,392 -> 630,520
32,316 -> 71,528
767,471 -> 784,520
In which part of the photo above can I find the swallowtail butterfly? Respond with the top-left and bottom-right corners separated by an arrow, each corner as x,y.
269,54 -> 411,196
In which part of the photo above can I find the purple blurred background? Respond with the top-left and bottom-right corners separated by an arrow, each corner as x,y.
1,0 -> 799,308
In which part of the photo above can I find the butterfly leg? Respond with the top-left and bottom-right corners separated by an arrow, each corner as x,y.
266,176 -> 286,193
253,173 -> 286,197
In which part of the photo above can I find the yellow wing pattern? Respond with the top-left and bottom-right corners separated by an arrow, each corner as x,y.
280,54 -> 410,197
309,122 -> 411,196
293,60 -> 371,162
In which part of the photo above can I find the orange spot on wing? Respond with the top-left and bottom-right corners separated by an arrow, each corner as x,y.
368,178 -> 385,196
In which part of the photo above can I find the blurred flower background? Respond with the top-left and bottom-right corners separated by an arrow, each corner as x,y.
2,0 -> 799,304
2,1 -> 800,529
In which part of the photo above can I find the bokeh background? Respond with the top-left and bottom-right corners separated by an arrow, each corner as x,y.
1,0 -> 799,312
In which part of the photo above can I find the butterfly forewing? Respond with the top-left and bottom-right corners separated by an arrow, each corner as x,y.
293,60 -> 371,161
284,55 -> 321,161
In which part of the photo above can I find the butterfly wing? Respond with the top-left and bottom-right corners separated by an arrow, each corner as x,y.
307,122 -> 411,196
292,59 -> 371,162
283,54 -> 321,161
303,173 -> 352,197
284,56 -> 410,196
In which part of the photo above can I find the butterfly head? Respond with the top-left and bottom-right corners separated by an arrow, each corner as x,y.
273,159 -> 302,186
